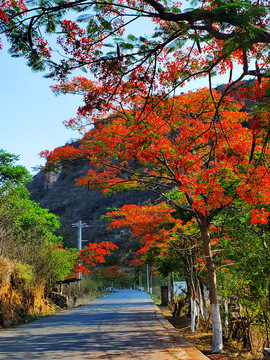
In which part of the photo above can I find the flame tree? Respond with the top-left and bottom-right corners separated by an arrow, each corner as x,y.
42,87 -> 270,352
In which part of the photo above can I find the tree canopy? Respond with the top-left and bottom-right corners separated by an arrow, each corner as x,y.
43,89 -> 270,215
1,0 -> 269,122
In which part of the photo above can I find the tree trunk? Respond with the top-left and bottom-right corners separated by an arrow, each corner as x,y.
190,274 -> 197,332
187,253 -> 206,331
200,282 -> 208,322
169,272 -> 174,304
190,296 -> 197,332
201,224 -> 223,353
223,297 -> 229,339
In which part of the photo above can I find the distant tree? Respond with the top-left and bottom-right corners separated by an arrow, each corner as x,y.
98,265 -> 127,286
107,201 -> 208,331
0,149 -> 31,190
72,241 -> 119,276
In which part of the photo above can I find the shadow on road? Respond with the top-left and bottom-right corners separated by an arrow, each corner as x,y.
0,290 -> 197,359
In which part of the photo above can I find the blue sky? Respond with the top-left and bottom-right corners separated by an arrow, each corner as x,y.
0,43 -> 84,174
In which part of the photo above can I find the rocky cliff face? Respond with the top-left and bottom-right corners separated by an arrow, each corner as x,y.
44,166 -> 62,189
27,159 -> 158,265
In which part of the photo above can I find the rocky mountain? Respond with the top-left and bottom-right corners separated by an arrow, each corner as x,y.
27,159 -> 158,265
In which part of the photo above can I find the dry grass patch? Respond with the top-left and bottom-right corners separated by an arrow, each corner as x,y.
161,308 -> 265,360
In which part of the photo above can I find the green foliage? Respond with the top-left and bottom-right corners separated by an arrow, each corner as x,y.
49,247 -> 78,282
212,203 -> 270,335
0,149 -> 31,191
15,263 -> 35,288
0,150 -> 76,289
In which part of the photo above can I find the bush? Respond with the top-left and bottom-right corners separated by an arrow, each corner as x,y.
80,277 -> 102,295
15,263 -> 34,288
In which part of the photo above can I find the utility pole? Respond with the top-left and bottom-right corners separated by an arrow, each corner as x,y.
72,220 -> 89,251
72,220 -> 89,287
146,264 -> 150,293
139,271 -> 142,291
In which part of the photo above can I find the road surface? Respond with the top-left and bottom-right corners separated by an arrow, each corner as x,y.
0,289 -> 209,360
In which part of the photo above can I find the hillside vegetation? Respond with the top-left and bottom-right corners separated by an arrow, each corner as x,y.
0,150 -> 73,326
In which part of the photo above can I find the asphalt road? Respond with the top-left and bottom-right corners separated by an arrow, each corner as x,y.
0,289 -> 209,360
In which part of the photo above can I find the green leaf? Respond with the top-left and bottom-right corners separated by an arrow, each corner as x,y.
120,42 -> 134,50
127,34 -> 137,41
100,18 -> 113,31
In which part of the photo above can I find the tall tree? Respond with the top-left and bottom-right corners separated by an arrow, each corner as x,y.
42,88 -> 270,352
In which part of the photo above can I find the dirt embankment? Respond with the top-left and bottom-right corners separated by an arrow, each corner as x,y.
0,257 -> 54,328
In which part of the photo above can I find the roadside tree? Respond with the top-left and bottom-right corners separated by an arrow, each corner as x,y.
107,201 -> 208,331
42,88 -> 270,352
